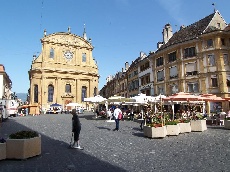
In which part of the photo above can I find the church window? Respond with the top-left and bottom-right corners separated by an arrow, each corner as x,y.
50,48 -> 54,58
94,87 -> 97,96
48,85 -> 54,102
34,84 -> 38,103
82,53 -> 86,62
65,84 -> 71,93
81,86 -> 87,101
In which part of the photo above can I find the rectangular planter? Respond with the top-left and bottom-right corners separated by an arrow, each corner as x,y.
6,135 -> 41,159
0,143 -> 6,160
144,126 -> 167,138
224,120 -> 230,129
166,124 -> 180,136
179,122 -> 191,133
190,120 -> 207,132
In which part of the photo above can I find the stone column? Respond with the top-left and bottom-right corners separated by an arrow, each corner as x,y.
75,48 -> 80,65
89,79 -> 92,97
76,79 -> 80,103
56,77 -> 61,104
30,78 -> 33,104
55,77 -> 58,103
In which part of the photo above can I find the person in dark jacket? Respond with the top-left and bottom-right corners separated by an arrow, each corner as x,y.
71,109 -> 83,149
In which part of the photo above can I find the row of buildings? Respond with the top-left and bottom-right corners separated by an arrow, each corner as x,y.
99,10 -> 230,111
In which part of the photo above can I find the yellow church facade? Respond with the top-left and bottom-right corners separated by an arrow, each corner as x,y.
28,28 -> 99,112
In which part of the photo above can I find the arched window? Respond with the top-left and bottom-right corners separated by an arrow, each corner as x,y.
34,85 -> 38,103
65,84 -> 71,93
50,48 -> 54,58
81,86 -> 87,101
94,87 -> 97,96
48,85 -> 54,102
82,53 -> 86,62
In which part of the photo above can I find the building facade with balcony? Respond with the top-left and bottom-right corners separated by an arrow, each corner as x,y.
138,52 -> 154,96
150,10 -> 230,110
28,28 -> 99,110
127,57 -> 140,98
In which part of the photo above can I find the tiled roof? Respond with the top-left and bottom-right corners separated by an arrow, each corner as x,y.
128,57 -> 140,70
156,12 -> 216,52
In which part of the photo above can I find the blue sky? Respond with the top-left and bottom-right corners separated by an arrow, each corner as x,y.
0,0 -> 230,94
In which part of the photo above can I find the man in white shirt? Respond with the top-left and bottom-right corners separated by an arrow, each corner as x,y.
113,106 -> 122,131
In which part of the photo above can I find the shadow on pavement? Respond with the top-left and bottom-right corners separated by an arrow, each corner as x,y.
96,126 -> 111,131
0,118 -> 127,172
207,126 -> 228,130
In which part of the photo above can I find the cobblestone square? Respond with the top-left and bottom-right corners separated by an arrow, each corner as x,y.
0,112 -> 230,172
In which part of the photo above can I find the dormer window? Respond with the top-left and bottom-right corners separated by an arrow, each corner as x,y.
217,23 -> 221,29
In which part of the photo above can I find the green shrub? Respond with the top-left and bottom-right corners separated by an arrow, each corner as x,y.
9,130 -> 39,139
165,120 -> 178,125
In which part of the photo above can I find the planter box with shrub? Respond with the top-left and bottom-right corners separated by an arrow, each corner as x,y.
6,130 -> 41,160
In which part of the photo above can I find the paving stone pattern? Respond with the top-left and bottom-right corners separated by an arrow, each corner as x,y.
0,112 -> 230,172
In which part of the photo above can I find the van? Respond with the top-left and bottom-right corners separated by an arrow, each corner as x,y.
0,99 -> 19,119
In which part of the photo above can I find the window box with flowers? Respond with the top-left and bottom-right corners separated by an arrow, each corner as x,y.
224,117 -> 230,129
143,113 -> 167,138
165,120 -> 180,136
0,138 -> 6,160
178,119 -> 191,133
190,113 -> 207,132
6,130 -> 41,160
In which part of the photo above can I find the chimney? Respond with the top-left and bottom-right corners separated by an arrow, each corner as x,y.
162,23 -> 173,44
125,62 -> 129,70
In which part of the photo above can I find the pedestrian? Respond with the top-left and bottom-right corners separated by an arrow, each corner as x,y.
71,109 -> 83,149
107,108 -> 112,120
113,105 -> 122,131
130,108 -> 134,121
227,110 -> 230,117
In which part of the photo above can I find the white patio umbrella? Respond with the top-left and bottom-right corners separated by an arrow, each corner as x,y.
84,95 -> 107,118
84,95 -> 107,103
132,93 -> 152,104
107,95 -> 133,104
66,103 -> 81,108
